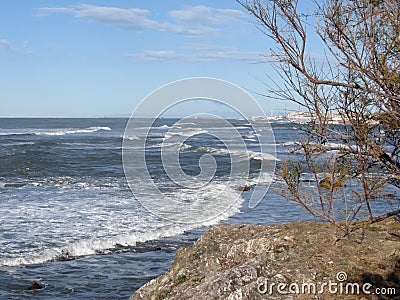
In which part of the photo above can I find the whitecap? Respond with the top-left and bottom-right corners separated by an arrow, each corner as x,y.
36,127 -> 111,136
0,183 -> 245,267
0,127 -> 111,136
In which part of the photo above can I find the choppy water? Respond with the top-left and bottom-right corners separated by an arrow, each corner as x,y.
0,118 -> 396,299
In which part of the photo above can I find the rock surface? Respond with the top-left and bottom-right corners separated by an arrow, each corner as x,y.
27,282 -> 44,290
130,218 -> 400,299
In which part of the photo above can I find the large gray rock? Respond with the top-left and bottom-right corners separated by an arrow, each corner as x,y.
130,219 -> 400,300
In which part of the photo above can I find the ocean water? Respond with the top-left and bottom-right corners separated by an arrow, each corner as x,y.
0,118 -> 396,299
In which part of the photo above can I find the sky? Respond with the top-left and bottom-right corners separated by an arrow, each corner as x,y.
0,0 -> 302,117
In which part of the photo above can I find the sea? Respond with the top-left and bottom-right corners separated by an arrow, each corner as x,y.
0,118 -> 396,299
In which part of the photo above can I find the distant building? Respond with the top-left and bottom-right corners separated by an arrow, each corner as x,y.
286,111 -> 312,123
285,111 -> 349,124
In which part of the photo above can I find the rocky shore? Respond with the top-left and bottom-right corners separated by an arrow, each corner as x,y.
130,218 -> 399,299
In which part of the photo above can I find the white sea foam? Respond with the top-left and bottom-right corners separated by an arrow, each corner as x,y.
181,145 -> 280,162
36,127 -> 111,136
123,135 -> 140,141
155,182 -> 245,224
281,141 -> 299,146
0,227 -> 185,266
164,129 -> 208,139
176,122 -> 196,126
146,142 -> 192,150
235,125 -> 252,129
0,181 -> 245,267
246,172 -> 276,186
0,127 -> 111,136
159,124 -> 177,129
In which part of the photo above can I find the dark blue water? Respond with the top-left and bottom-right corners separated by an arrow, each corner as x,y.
0,118 -> 396,299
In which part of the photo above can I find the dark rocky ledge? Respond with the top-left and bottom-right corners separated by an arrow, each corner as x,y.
130,218 -> 399,299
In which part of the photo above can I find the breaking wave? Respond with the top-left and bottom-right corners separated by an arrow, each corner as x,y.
0,126 -> 111,136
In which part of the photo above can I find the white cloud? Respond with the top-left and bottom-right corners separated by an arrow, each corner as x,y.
36,4 -> 246,36
0,39 -> 31,54
38,4 -> 158,30
169,6 -> 246,25
195,50 -> 262,62
36,7 -> 75,15
166,6 -> 247,35
129,50 -> 184,61
184,43 -> 239,51
126,46 -> 263,63
0,39 -> 12,51
75,5 -> 159,30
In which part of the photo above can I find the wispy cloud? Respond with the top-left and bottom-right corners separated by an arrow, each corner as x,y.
126,46 -> 263,63
0,39 -> 13,51
37,7 -> 75,15
169,6 -> 245,25
0,39 -> 31,54
37,5 -> 158,30
128,50 -> 184,61
36,4 -> 246,36
166,6 -> 247,35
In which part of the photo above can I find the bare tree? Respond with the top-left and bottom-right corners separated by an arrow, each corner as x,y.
239,0 -> 400,239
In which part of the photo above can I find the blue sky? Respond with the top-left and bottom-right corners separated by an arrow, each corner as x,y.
0,0 -> 300,117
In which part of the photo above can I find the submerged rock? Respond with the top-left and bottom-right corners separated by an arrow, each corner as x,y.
27,282 -> 44,290
239,185 -> 251,192
319,177 -> 343,189
130,218 -> 400,299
